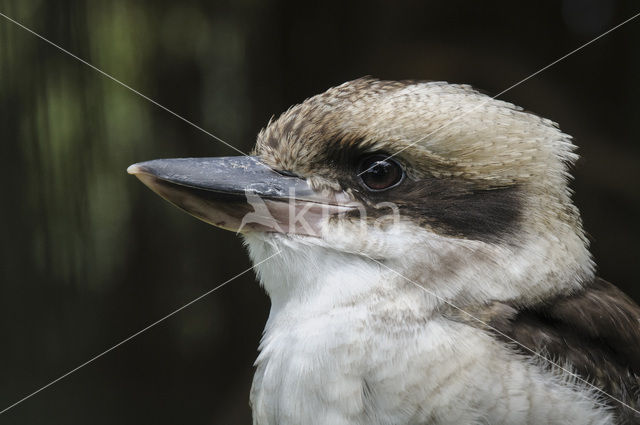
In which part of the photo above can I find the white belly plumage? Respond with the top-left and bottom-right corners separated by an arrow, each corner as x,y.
244,235 -> 613,425
250,303 -> 612,425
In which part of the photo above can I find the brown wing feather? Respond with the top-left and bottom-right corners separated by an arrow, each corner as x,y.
483,277 -> 640,424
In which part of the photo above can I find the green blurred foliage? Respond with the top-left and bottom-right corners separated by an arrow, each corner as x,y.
1,1 -> 263,423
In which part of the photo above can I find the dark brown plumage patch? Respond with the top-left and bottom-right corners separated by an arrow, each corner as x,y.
452,278 -> 640,424
348,173 -> 522,243
316,147 -> 524,243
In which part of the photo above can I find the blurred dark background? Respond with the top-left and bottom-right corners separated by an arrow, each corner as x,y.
0,0 -> 638,423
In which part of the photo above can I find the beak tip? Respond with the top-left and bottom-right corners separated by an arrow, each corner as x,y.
127,163 -> 144,175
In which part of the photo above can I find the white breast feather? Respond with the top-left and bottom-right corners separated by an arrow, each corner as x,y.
244,234 -> 614,425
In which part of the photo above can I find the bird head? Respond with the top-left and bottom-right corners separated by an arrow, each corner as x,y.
129,78 -> 593,308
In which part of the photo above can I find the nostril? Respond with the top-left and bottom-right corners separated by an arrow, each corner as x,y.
277,169 -> 301,178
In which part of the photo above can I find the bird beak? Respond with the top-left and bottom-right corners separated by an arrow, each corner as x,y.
127,156 -> 354,236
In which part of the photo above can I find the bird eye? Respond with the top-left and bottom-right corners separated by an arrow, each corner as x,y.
357,155 -> 404,191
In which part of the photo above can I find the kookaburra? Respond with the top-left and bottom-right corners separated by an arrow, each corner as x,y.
128,78 -> 640,425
